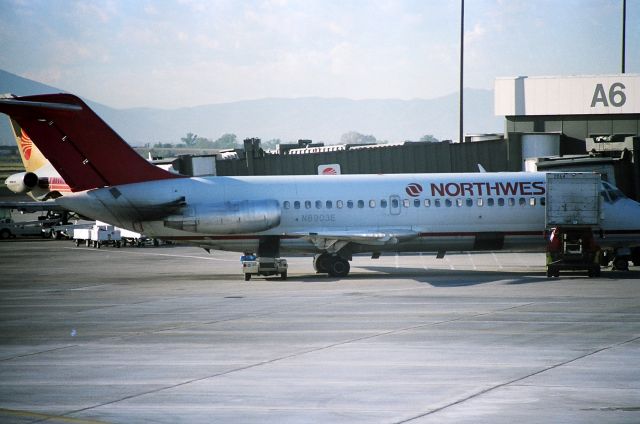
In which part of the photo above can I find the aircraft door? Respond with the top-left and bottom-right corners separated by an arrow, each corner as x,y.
389,195 -> 401,215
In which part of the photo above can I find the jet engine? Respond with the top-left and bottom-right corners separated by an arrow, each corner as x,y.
5,172 -> 39,194
164,199 -> 281,234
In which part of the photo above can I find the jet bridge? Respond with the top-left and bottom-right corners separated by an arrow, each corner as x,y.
544,172 -> 602,277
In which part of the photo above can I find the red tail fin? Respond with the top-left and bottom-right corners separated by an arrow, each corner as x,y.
0,93 -> 182,191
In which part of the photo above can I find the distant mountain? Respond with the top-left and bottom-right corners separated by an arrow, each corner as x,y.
0,69 -> 502,146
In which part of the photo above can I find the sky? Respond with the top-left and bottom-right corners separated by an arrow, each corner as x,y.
0,0 -> 638,109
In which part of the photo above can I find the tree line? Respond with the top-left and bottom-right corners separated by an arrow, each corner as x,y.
152,132 -> 440,150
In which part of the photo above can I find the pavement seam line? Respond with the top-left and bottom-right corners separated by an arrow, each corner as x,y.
60,302 -> 535,419
392,333 -> 640,424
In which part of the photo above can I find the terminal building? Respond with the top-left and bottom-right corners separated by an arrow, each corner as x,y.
164,74 -> 639,201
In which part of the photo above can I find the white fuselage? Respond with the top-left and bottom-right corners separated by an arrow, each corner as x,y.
57,172 -> 640,256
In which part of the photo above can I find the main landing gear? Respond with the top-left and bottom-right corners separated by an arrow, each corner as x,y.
313,253 -> 351,277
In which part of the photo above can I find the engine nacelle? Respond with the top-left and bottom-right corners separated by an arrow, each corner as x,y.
4,172 -> 39,194
164,199 -> 281,234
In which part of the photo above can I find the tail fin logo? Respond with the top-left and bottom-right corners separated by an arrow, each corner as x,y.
19,130 -> 33,161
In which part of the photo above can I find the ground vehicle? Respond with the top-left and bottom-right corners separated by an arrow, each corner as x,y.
0,217 -> 46,239
545,173 -> 601,277
73,222 -> 121,248
242,257 -> 288,281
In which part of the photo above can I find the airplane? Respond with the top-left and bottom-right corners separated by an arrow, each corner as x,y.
3,116 -> 71,200
0,93 -> 639,277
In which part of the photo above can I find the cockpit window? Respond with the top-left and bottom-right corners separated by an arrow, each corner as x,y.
600,181 -> 626,203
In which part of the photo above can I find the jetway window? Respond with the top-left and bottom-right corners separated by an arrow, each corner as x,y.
358,200 -> 364,208
305,201 -> 311,209
315,200 -> 322,209
294,201 -> 301,209
284,201 -> 291,209
424,199 -> 431,207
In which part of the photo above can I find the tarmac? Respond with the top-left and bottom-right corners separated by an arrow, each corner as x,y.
0,239 -> 639,423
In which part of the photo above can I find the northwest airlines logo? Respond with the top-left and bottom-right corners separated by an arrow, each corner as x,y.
321,167 -> 337,175
19,130 -> 33,161
405,183 -> 423,197
406,181 -> 546,197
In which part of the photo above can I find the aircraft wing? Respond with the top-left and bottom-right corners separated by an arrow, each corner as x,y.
291,229 -> 419,253
0,200 -> 69,213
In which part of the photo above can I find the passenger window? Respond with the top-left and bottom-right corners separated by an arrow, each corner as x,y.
403,199 -> 410,208
487,198 -> 494,206
424,199 -> 431,207
540,197 -> 546,206
518,197 -> 526,206
477,198 -> 483,207
392,199 -> 399,208
445,199 -> 452,207
369,200 -> 376,208
347,200 -> 354,209
529,197 -> 536,206
435,199 -> 441,207
315,200 -> 322,209
456,198 -> 463,207
498,198 -> 505,206
294,201 -> 301,209
380,199 -> 388,208
466,198 -> 473,207
508,198 -> 515,206
284,201 -> 291,209
326,200 -> 332,209
337,200 -> 343,209
305,200 -> 312,209
414,199 -> 420,208
358,200 -> 364,208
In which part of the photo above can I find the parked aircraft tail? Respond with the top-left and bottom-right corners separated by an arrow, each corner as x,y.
8,118 -> 48,174
0,93 -> 182,192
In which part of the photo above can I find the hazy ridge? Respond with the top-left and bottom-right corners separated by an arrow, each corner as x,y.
0,69 -> 501,146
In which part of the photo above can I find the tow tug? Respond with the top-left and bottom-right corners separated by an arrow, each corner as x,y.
241,254 -> 288,281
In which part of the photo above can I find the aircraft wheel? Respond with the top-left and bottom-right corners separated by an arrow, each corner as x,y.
327,257 -> 350,278
313,253 -> 332,273
613,257 -> 629,271
244,274 -> 251,281
0,229 -> 11,239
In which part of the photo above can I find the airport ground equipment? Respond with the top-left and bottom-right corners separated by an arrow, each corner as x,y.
545,172 -> 601,277
73,222 -> 122,248
241,257 -> 288,281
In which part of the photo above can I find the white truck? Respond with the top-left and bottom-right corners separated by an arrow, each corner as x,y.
73,221 -> 122,248
545,172 -> 602,277
241,256 -> 288,281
